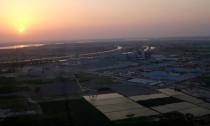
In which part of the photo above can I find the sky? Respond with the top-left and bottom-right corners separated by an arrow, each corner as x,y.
0,0 -> 210,42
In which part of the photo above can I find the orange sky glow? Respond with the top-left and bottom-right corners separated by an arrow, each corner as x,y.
0,0 -> 210,42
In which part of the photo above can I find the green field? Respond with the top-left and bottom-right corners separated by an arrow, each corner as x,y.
202,75 -> 210,88
0,96 -> 31,112
137,97 -> 183,107
76,72 -> 118,84
1,98 -> 111,126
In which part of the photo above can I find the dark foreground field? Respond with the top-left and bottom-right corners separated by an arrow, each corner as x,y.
1,98 -> 205,126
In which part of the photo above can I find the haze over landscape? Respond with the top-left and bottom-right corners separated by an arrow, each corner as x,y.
0,0 -> 210,42
1,1 -> 210,126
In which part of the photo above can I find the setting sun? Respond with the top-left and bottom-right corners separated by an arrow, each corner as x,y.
16,21 -> 27,34
13,16 -> 31,34
18,27 -> 25,33
0,0 -> 210,42
1,0 -> 39,35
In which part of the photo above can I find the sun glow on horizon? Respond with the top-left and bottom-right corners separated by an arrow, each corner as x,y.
18,27 -> 25,33
13,15 -> 32,34
2,1 -> 39,35
1,0 -> 210,41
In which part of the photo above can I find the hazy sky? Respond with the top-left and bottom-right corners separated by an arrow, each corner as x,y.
0,0 -> 210,42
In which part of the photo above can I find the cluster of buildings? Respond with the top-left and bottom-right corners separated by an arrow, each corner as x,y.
0,42 -> 210,123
